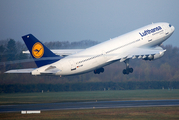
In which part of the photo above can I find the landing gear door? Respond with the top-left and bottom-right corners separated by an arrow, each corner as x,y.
69,60 -> 76,71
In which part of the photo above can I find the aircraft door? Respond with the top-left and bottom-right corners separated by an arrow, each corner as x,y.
69,60 -> 76,71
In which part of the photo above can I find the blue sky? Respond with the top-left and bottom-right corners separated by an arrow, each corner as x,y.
0,0 -> 179,46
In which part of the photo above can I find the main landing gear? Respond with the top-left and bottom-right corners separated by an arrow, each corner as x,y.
123,59 -> 133,75
94,68 -> 104,74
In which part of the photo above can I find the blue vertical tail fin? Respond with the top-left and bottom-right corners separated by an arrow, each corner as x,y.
22,34 -> 61,67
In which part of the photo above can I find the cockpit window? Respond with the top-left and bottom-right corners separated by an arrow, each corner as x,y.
169,24 -> 172,27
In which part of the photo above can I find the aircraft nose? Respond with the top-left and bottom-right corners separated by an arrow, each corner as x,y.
171,25 -> 175,33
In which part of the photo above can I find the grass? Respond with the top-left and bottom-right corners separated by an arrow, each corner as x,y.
1,106 -> 179,120
0,89 -> 179,105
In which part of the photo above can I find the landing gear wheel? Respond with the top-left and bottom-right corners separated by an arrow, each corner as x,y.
123,69 -> 129,75
129,68 -> 133,73
94,68 -> 104,74
123,69 -> 126,74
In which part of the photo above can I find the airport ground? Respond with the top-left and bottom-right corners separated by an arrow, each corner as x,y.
0,89 -> 179,119
1,106 -> 179,120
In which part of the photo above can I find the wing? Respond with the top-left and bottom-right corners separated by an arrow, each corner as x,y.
107,46 -> 166,62
23,49 -> 84,56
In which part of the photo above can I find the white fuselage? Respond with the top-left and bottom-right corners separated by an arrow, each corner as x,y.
33,22 -> 175,76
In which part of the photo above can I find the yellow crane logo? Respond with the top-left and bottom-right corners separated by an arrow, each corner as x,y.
32,42 -> 44,58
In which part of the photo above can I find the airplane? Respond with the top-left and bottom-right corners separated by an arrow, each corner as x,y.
5,22 -> 175,76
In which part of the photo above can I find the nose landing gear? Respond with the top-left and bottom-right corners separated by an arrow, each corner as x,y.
123,59 -> 133,75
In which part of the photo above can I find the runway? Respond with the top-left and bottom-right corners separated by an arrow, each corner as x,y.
1,99 -> 179,113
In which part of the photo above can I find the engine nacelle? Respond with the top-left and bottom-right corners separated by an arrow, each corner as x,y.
143,50 -> 165,61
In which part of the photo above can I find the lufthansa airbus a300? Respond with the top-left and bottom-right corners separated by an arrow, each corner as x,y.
5,22 -> 175,76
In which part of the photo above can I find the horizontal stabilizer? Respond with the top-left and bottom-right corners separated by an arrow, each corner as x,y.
5,68 -> 36,74
5,67 -> 61,75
